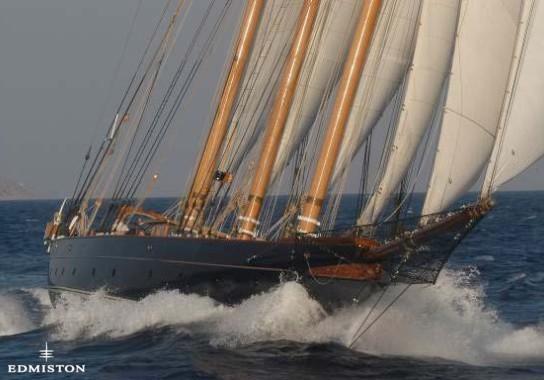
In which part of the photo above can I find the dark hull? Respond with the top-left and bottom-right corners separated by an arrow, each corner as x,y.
48,235 -> 381,310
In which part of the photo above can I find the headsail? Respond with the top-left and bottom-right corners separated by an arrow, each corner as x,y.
359,0 -> 460,225
482,0 -> 544,197
421,0 -> 523,216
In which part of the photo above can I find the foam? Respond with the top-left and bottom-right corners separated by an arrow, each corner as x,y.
7,270 -> 544,366
0,293 -> 35,337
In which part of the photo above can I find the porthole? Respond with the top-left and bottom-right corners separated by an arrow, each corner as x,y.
112,268 -> 116,277
61,267 -> 65,276
72,268 -> 76,276
92,268 -> 96,277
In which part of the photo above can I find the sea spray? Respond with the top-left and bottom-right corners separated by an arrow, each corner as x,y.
0,293 -> 35,337
21,269 -> 544,366
42,289 -> 227,340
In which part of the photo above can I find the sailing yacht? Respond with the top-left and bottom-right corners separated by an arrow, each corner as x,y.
44,0 -> 544,310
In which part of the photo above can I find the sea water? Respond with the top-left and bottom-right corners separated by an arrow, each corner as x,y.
0,193 -> 543,379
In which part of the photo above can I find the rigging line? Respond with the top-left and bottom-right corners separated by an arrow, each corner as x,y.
112,1 -> 201,200
71,145 -> 93,202
354,1 -> 422,221
114,0 -> 215,199
115,0 -> 175,119
218,1 -> 294,173
71,0 -> 144,202
74,0 -> 182,206
93,0 -> 191,228
259,3 -> 335,236
96,65 -> 164,229
348,284 -> 411,349
370,0 -> 422,189
205,2 -> 300,229
382,76 -> 452,224
216,3 -> 287,166
181,1 -> 284,206
349,286 -> 387,346
111,58 -> 164,200
332,0 -> 407,197
177,0 -> 243,218
94,0 -> 145,143
111,0 -> 196,199
125,1 -> 233,200
282,47 -> 341,219
73,0 -> 167,203
81,3 -> 190,235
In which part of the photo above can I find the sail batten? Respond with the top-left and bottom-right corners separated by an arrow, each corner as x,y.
482,0 -> 544,197
421,0 -> 524,216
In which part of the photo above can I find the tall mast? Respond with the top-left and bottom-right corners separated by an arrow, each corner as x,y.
238,0 -> 321,239
297,0 -> 382,235
182,0 -> 265,232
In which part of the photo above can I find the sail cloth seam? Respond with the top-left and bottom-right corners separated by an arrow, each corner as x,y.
443,107 -> 496,139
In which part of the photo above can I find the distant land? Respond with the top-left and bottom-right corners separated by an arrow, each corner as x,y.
0,177 -> 34,200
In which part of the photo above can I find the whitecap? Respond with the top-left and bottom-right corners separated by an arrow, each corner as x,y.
474,255 -> 495,262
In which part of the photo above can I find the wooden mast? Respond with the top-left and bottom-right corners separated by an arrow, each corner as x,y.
238,0 -> 321,240
297,0 -> 382,235
182,0 -> 265,232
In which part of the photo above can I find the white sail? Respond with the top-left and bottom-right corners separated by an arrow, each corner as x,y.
421,0 -> 523,216
218,0 -> 303,173
270,0 -> 362,182
482,0 -> 544,196
359,0 -> 460,225
331,0 -> 422,184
